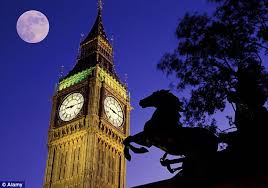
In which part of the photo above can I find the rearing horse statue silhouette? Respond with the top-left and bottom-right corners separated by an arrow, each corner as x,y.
123,90 -> 218,176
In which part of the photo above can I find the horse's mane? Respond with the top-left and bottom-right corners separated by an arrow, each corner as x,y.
157,90 -> 184,112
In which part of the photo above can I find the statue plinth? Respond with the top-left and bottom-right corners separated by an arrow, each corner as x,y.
133,175 -> 268,188
132,177 -> 176,188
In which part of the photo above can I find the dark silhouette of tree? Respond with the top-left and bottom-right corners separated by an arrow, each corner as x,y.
158,0 -> 268,127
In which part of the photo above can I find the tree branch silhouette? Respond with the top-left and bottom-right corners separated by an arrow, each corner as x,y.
158,0 -> 268,127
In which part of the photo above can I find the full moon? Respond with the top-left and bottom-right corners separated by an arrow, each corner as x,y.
16,10 -> 49,43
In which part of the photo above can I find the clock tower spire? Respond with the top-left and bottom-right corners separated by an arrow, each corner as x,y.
43,1 -> 131,188
66,0 -> 117,80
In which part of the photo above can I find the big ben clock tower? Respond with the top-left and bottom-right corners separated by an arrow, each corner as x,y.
43,1 -> 131,188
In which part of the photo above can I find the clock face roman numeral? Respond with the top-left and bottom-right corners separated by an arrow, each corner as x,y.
104,96 -> 124,127
59,92 -> 84,122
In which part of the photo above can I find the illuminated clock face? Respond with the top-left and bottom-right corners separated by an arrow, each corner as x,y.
104,96 -> 124,127
59,93 -> 84,122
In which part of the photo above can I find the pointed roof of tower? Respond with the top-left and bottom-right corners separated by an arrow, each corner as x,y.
62,0 -> 118,80
81,0 -> 110,45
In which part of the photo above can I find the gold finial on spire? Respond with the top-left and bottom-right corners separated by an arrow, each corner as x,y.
59,65 -> 64,79
124,73 -> 128,88
98,0 -> 103,14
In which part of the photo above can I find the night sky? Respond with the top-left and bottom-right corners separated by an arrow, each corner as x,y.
0,0 -> 221,187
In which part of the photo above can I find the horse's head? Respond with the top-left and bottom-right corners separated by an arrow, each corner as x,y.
139,90 -> 184,111
139,90 -> 170,108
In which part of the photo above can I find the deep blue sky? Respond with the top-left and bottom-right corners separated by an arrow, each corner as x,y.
0,0 -> 220,187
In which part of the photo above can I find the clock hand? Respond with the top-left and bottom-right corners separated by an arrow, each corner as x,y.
66,105 -> 75,109
109,107 -> 116,114
71,102 -> 83,108
109,107 -> 123,118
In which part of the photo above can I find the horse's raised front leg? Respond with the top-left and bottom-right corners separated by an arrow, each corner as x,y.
123,132 -> 152,161
160,153 -> 185,173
